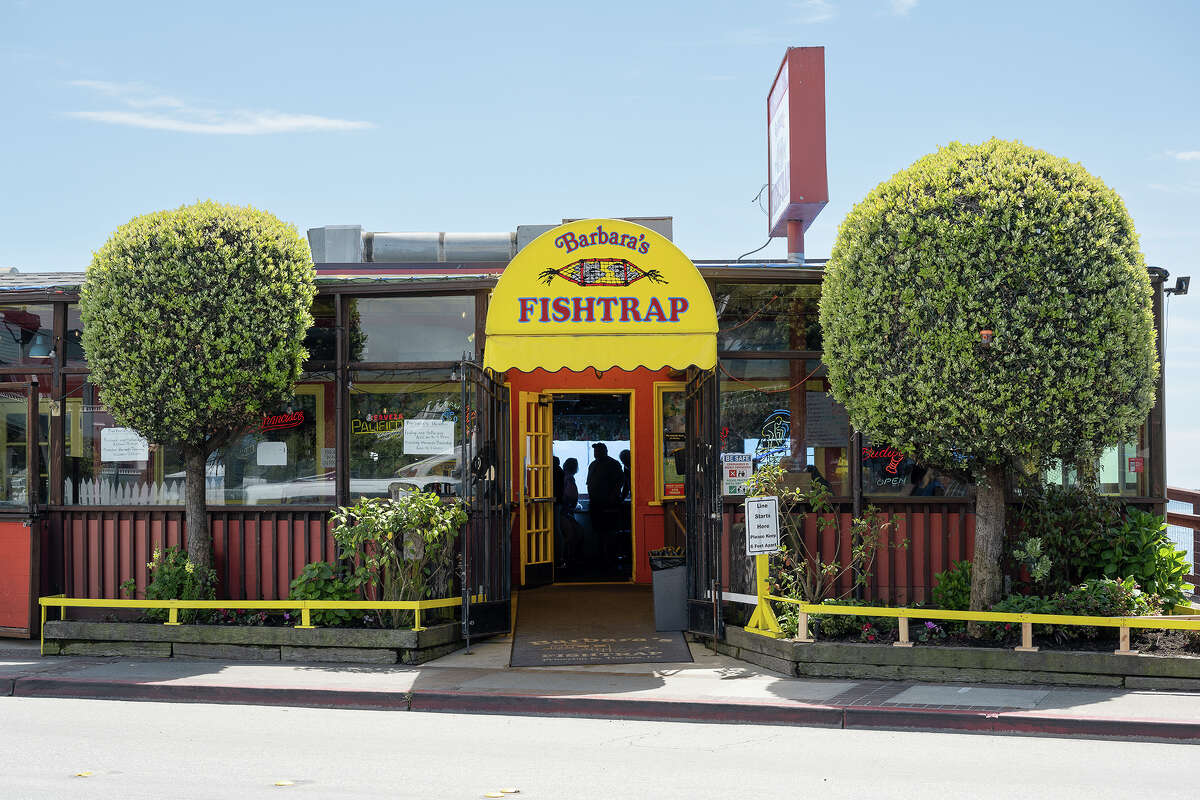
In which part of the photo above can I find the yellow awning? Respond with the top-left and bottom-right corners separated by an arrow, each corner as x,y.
484,332 -> 716,373
483,219 -> 717,373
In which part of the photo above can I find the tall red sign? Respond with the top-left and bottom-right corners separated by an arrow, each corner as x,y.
767,47 -> 829,259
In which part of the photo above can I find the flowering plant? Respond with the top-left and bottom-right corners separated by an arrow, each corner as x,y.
143,545 -> 216,623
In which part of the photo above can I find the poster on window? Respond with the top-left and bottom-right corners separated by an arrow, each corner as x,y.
100,427 -> 149,462
257,441 -> 288,466
804,392 -> 850,447
403,419 -> 455,455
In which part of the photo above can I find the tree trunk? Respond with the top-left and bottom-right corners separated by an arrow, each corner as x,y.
967,463 -> 1006,637
184,447 -> 212,570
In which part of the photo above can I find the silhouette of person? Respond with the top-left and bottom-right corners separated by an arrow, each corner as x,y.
586,443 -> 624,569
553,456 -> 566,567
562,458 -> 580,565
618,449 -> 631,501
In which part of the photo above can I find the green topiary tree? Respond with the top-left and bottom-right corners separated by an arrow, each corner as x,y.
819,139 -> 1158,624
81,201 -> 316,570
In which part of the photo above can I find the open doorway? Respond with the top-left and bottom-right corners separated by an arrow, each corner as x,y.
552,392 -> 632,582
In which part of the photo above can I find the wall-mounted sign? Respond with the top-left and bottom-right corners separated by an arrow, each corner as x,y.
483,219 -> 718,373
100,427 -> 149,462
766,47 -> 829,239
745,495 -> 781,556
723,453 -> 752,496
1128,456 -> 1145,473
403,419 -> 455,455
257,441 -> 288,466
261,410 -> 305,432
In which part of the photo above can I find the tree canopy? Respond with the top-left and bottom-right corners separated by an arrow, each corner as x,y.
81,200 -> 316,566
819,139 -> 1159,613
820,138 -> 1157,478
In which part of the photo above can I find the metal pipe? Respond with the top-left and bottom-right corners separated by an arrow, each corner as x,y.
367,232 -> 516,263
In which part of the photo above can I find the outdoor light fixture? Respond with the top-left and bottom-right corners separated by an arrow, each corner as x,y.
1165,276 -> 1191,297
27,331 -> 53,359
979,329 -> 994,347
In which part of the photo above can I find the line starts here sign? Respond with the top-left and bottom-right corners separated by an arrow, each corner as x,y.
745,495 -> 781,556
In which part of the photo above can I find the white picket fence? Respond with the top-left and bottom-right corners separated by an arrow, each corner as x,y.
66,478 -> 226,506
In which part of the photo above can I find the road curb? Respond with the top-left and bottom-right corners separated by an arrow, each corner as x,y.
9,675 -> 1200,742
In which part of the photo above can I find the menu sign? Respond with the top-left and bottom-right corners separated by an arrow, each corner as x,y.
100,428 -> 149,462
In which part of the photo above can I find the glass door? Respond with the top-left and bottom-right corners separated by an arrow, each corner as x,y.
518,392 -> 554,587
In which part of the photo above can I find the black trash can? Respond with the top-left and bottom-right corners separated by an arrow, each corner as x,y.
649,547 -> 687,631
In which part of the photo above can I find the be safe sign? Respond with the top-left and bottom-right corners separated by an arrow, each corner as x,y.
745,495 -> 781,556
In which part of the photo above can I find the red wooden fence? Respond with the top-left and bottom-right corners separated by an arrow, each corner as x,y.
43,507 -> 335,601
721,500 -> 976,606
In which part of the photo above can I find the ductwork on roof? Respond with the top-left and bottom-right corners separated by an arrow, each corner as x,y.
367,232 -> 516,263
307,218 -> 673,264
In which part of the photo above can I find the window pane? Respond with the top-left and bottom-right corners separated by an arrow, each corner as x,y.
214,380 -> 334,505
63,377 -> 182,505
860,439 -> 972,497
719,358 -> 849,496
349,296 -> 474,362
66,305 -> 86,366
302,297 -> 337,363
714,284 -> 821,352
349,370 -> 462,500
0,304 -> 54,366
1042,427 -> 1149,497
0,381 -> 48,508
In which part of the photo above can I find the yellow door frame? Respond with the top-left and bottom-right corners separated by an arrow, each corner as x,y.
532,387 -> 638,584
517,391 -> 554,586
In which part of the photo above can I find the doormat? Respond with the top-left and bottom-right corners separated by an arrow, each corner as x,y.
510,584 -> 693,667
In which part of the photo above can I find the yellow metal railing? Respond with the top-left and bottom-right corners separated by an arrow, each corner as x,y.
38,594 -> 478,656
743,554 -> 1200,654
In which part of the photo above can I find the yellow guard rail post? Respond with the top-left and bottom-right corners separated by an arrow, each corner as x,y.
37,595 -> 481,656
745,553 -> 1200,654
744,553 -> 782,639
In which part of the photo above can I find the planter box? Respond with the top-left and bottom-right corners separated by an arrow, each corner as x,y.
721,625 -> 1200,690
41,621 -> 465,666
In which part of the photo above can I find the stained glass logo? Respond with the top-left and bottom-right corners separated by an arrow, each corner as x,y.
538,258 -> 667,288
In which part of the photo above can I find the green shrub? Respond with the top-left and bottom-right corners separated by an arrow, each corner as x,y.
330,492 -> 467,628
932,560 -> 972,610
288,561 -> 365,627
1096,509 -> 1191,608
1010,487 -> 1191,607
1009,485 -> 1123,593
986,594 -> 1061,641
144,546 -> 216,623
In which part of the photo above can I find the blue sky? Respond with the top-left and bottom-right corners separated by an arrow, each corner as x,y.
2,0 -> 1197,487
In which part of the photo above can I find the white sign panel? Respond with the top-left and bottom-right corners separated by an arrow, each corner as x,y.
745,495 -> 781,556
722,453 -> 752,496
257,441 -> 288,466
768,66 -> 791,232
403,419 -> 455,455
100,427 -> 149,462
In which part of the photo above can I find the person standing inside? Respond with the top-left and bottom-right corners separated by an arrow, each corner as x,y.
586,443 -> 624,570
562,458 -> 580,566
553,456 -> 566,568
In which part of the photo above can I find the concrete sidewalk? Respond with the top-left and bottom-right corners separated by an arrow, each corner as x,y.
3,636 -> 1200,742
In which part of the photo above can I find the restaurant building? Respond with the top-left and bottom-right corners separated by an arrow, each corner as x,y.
0,213 -> 1170,640
0,48 -> 1170,640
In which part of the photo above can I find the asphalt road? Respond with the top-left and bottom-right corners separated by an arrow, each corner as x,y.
0,697 -> 1191,799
